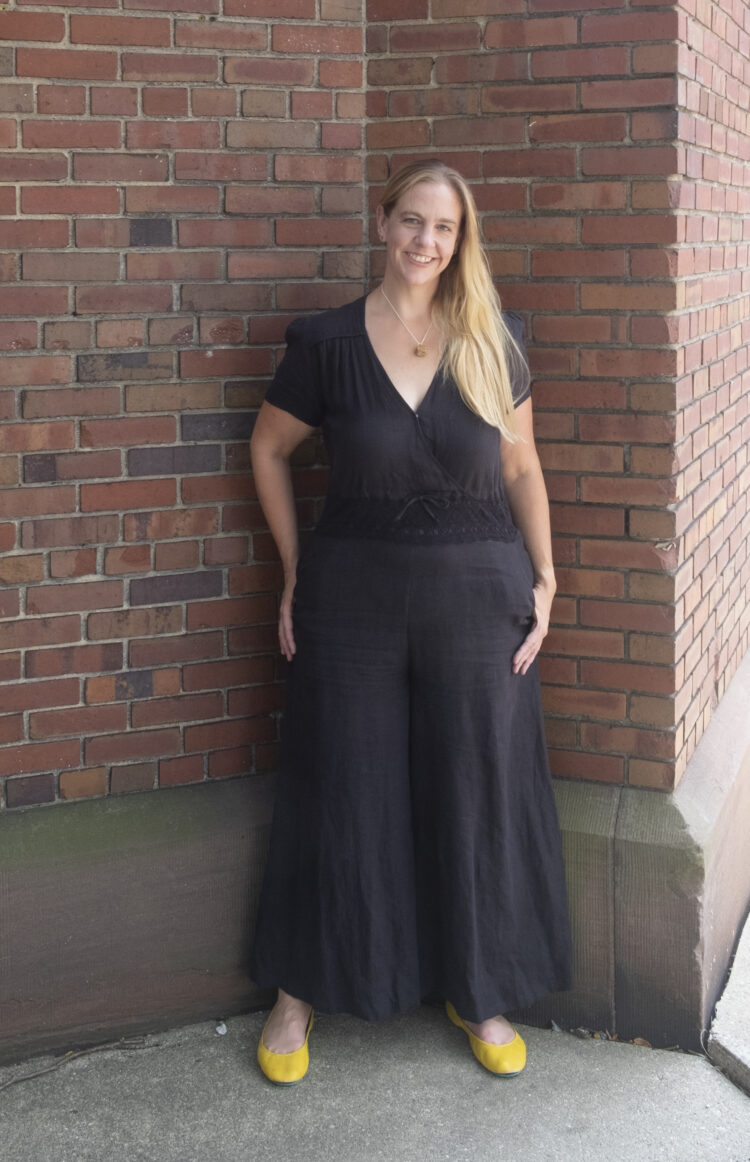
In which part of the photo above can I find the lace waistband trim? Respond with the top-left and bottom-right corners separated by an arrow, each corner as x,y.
316,492 -> 518,544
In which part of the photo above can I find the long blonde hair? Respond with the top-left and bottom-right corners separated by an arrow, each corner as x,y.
378,159 -> 528,439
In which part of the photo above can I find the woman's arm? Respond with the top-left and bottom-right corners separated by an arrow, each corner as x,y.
250,400 -> 317,661
501,397 -> 556,676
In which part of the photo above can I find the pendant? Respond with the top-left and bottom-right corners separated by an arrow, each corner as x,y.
415,344 -> 427,357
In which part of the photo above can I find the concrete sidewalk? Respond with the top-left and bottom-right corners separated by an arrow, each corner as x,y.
2,1005 -> 749,1162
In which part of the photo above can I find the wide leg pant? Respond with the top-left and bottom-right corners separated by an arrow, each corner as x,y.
250,533 -> 572,1023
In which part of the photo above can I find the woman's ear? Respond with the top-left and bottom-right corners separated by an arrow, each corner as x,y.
375,204 -> 387,241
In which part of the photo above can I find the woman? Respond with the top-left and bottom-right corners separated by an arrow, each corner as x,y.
249,159 -> 571,1085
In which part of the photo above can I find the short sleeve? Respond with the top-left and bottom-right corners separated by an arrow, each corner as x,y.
503,310 -> 531,409
264,317 -> 324,427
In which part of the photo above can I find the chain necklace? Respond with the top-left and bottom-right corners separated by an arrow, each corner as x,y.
379,285 -> 433,357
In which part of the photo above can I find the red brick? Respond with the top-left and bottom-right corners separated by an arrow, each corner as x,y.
186,594 -> 276,631
17,48 -> 117,80
548,750 -> 624,783
581,214 -> 678,244
25,119 -> 122,151
178,347 -> 271,380
532,46 -> 628,78
85,728 -> 180,765
0,12 -> 65,40
487,16 -> 577,47
50,549 -> 98,578
175,18 -> 264,49
0,220 -> 68,249
224,56 -> 314,86
37,84 -> 85,114
21,186 -> 120,215
125,186 -> 219,213
130,120 -> 219,150
126,251 -> 221,281
80,479 -> 177,513
31,703 -> 127,739
0,485 -> 75,519
320,59 -> 362,87
191,87 -> 237,116
530,113 -> 626,143
0,320 -> 37,350
484,217 -> 576,244
225,186 -> 314,218
368,57 -> 433,87
3,152 -> 67,181
274,155 -> 362,183
1,677 -> 78,712
87,605 -> 182,641
0,554 -> 44,584
581,11 -> 678,42
76,285 -> 173,315
581,599 -> 675,633
581,78 -> 677,110
73,153 -> 166,182
433,118 -> 525,146
580,349 -> 677,378
225,0 -> 314,13
26,580 -> 122,616
531,250 -> 626,278
122,51 -> 217,82
91,85 -> 138,114
580,283 -> 676,311
391,22 -> 480,51
59,767 -> 107,799
273,24 -> 361,53
543,686 -> 627,719
123,507 -> 218,543
175,151 -> 267,181
104,545 -> 152,575
585,145 -> 682,177
208,746 -> 254,780
24,388 -> 120,420
129,631 -> 223,668
24,251 -> 119,283
133,85 -> 188,116
70,13 -> 169,45
483,84 -> 577,113
0,740 -> 80,778
160,755 -> 204,787
184,716 -> 275,753
80,416 -> 176,448
0,716 -> 25,745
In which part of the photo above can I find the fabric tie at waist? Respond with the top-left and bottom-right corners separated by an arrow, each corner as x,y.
394,491 -> 460,524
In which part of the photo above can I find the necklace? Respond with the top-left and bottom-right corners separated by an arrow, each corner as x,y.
379,285 -> 433,357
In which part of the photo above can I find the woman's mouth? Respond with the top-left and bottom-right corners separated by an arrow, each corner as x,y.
406,253 -> 434,265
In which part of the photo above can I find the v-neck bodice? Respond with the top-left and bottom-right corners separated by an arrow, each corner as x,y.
263,296 -> 531,543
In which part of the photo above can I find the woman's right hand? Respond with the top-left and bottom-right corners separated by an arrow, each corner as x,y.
279,573 -> 297,661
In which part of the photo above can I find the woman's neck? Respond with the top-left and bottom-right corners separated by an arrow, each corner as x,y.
378,275 -> 437,321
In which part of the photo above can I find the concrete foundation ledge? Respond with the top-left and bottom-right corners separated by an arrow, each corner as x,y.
708,906 -> 750,1094
0,775 -> 276,1065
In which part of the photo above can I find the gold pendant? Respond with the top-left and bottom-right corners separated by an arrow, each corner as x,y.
415,344 -> 427,357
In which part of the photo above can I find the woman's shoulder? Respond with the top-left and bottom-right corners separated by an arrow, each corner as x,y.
285,295 -> 365,349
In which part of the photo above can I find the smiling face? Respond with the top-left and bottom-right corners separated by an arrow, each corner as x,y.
377,180 -> 464,291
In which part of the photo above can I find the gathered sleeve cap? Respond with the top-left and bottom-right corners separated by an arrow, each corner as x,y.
264,316 -> 325,428
502,310 -> 531,410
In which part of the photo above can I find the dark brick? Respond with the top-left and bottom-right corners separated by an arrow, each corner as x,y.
110,761 -> 155,794
23,453 -> 57,483
77,352 -> 173,383
6,773 -> 56,808
130,570 -> 223,606
115,670 -> 153,700
127,444 -> 220,477
181,413 -> 255,442
0,50 -> 12,78
129,217 -> 173,247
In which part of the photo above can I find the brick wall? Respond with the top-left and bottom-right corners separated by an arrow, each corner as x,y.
0,0 -> 366,809
1,0 -> 749,809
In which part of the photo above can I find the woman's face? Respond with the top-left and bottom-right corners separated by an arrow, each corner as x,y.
377,180 -> 463,290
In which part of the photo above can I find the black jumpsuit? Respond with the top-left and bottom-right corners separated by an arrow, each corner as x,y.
250,296 -> 572,1024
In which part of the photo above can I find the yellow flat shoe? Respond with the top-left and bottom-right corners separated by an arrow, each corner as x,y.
446,1001 -> 526,1076
257,1009 -> 314,1086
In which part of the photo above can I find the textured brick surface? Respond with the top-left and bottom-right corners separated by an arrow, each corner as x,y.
0,1 -> 748,808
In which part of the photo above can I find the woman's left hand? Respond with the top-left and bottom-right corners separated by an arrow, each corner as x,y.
512,579 -> 555,676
